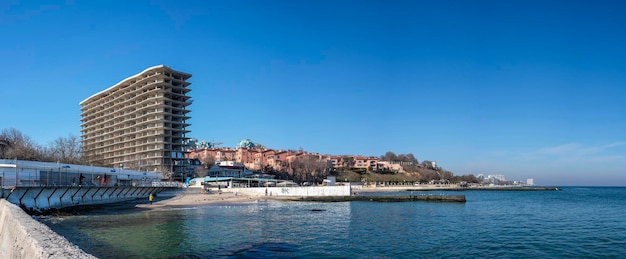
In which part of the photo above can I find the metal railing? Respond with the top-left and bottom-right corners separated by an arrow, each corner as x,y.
0,165 -> 161,188
152,181 -> 185,188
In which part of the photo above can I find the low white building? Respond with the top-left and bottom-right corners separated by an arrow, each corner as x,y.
208,161 -> 253,178
323,176 -> 336,186
0,159 -> 162,187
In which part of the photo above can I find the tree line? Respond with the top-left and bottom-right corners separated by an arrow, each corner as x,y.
380,151 -> 419,164
0,128 -> 83,164
1,127 -> 479,185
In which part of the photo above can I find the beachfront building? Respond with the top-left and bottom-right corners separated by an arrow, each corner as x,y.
207,161 -> 254,180
186,145 -> 411,174
207,161 -> 253,178
80,65 -> 193,180
0,159 -> 162,187
376,161 -> 404,173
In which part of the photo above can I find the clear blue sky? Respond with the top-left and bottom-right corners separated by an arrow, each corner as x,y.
2,0 -> 625,186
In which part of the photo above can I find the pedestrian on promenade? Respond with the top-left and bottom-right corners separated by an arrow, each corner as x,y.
149,193 -> 154,205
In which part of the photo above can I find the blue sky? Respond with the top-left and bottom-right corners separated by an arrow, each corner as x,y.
2,0 -> 625,186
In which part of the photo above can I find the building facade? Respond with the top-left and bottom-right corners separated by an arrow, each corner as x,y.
207,161 -> 253,178
186,145 -> 406,173
80,65 -> 192,179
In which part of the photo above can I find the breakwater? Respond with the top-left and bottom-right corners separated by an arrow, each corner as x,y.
0,199 -> 95,258
230,186 -> 466,202
280,194 -> 466,202
353,185 -> 560,193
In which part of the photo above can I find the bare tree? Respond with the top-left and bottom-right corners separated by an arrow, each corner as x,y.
405,153 -> 419,164
421,160 -> 436,169
199,155 -> 216,168
194,166 -> 208,178
84,153 -> 108,167
341,156 -> 354,169
380,151 -> 398,162
380,151 -> 418,163
0,128 -> 42,161
288,155 -> 330,184
47,134 -> 83,164
0,138 -> 9,156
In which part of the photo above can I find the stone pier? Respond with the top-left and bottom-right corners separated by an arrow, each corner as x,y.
0,199 -> 95,258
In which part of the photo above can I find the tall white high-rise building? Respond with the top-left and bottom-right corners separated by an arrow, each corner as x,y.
80,65 -> 192,179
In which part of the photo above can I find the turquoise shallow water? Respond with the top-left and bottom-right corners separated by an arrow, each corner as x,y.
42,187 -> 626,258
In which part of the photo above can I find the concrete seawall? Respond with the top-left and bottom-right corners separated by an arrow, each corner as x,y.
232,185 -> 352,197
231,186 -> 465,202
1,186 -> 175,214
0,199 -> 95,259
353,185 -> 560,192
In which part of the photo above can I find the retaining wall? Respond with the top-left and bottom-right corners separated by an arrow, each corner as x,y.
1,186 -> 169,213
232,185 -> 351,197
0,199 -> 95,258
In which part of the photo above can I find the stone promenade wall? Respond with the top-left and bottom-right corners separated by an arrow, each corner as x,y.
232,185 -> 351,197
0,199 -> 95,259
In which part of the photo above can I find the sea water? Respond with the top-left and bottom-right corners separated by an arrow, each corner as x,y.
42,187 -> 626,258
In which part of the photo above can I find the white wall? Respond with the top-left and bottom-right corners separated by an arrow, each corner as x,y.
231,185 -> 351,197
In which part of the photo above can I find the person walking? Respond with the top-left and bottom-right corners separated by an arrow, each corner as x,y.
149,193 -> 154,205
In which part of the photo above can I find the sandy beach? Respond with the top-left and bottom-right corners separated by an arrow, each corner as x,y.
135,186 -> 447,209
132,184 -> 550,210
133,186 -> 430,210
134,189 -> 264,210
136,186 -> 412,209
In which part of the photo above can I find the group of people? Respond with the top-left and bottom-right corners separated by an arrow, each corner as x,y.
71,173 -> 108,186
98,174 -> 108,186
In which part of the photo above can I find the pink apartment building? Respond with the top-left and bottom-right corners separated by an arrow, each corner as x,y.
186,147 -> 405,173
